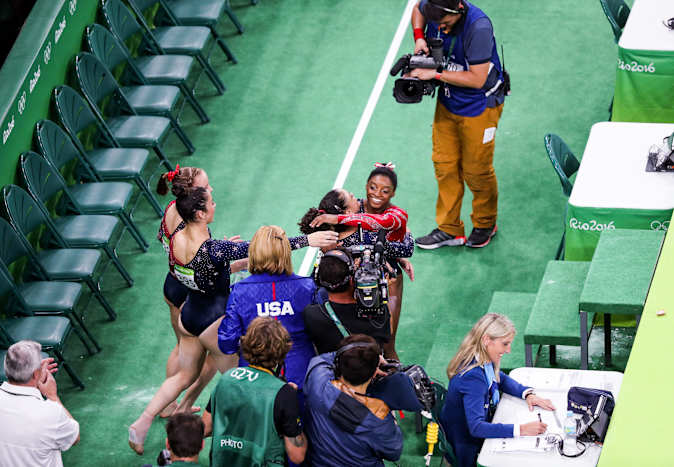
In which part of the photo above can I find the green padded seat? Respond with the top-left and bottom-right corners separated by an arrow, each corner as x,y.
165,0 -> 225,25
121,85 -> 181,114
51,215 -> 119,247
17,281 -> 83,312
105,115 -> 172,147
135,55 -> 194,83
85,23 -> 211,124
487,292 -> 536,372
151,26 -> 212,53
75,53 -> 195,155
87,148 -> 150,178
36,249 -> 102,281
1,212 -> 116,321
2,316 -> 71,348
524,260 -> 591,367
68,182 -> 134,213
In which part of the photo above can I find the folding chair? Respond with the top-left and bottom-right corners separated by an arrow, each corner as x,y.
115,0 -> 227,92
35,118 -> 163,218
162,0 -> 245,46
599,0 -> 630,43
0,316 -> 85,389
85,23 -> 210,124
3,185 -> 134,287
544,134 -> 580,260
0,221 -> 99,355
75,52 -> 195,154
20,151 -> 148,251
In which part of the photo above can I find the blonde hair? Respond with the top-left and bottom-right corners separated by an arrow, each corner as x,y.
248,225 -> 293,275
446,313 -> 515,382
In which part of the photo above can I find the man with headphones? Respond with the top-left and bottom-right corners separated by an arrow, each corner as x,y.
412,0 -> 507,249
303,334 -> 403,466
303,248 -> 392,355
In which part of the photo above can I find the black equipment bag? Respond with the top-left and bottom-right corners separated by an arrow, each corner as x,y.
567,386 -> 615,443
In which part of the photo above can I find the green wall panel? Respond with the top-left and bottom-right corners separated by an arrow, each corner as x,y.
0,0 -> 98,188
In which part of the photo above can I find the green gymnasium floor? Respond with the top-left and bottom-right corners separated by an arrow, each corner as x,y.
57,1 -> 632,465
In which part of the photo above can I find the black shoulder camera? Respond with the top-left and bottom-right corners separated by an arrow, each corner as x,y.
346,228 -> 390,318
390,37 -> 447,104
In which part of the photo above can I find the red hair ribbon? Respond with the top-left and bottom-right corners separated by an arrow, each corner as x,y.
374,161 -> 396,170
166,164 -> 180,182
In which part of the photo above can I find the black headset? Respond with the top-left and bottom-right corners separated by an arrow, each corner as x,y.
314,249 -> 355,291
333,341 -> 378,378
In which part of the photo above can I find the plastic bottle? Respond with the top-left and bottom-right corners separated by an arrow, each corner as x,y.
564,410 -> 577,440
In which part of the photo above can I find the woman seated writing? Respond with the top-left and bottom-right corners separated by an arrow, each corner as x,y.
439,313 -> 555,467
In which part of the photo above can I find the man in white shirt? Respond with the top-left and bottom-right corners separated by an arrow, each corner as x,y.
0,340 -> 80,467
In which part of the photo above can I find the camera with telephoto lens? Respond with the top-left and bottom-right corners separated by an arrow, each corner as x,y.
346,228 -> 390,318
390,37 -> 447,104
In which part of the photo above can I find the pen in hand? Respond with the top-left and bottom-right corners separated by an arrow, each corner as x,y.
538,413 -> 542,423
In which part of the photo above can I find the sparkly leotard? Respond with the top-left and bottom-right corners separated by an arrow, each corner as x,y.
169,234 -> 310,336
158,200 -> 188,307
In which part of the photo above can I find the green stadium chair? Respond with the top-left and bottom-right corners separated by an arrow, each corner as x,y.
111,0 -> 227,93
75,53 -> 194,154
0,316 -> 85,389
36,119 -> 163,218
0,348 -> 51,382
85,23 -> 210,124
600,0 -> 630,43
0,225 -> 100,356
544,134 -> 580,260
60,80 -> 174,171
3,185 -> 134,288
20,151 -> 148,252
429,381 -> 456,466
161,0 -> 245,46
1,201 -> 117,321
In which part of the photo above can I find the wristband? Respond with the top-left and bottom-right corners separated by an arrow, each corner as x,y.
413,28 -> 425,42
435,72 -> 443,81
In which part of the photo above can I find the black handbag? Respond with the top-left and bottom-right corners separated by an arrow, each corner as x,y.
567,386 -> 615,443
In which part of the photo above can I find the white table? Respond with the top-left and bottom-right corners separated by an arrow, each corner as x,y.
564,121 -> 674,260
477,368 -> 623,467
613,0 -> 674,122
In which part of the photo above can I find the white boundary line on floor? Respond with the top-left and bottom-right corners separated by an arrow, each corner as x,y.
298,0 -> 417,276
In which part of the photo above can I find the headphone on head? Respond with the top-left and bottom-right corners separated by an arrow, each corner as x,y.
333,341 -> 378,378
314,249 -> 355,291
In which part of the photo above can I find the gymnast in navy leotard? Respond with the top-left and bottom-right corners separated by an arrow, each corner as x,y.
154,166 -> 227,418
129,186 -> 339,455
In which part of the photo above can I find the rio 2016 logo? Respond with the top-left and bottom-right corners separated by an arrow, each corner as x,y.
617,58 -> 655,73
650,220 -> 669,231
569,218 -> 616,232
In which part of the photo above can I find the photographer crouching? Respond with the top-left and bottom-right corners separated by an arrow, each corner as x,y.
304,247 -> 392,353
394,0 -> 508,249
304,335 -> 403,466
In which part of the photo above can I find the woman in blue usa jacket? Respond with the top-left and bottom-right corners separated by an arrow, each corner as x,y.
217,225 -> 319,393
439,313 -> 555,466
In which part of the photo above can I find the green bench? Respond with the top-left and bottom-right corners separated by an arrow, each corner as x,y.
486,292 -> 536,372
579,229 -> 664,368
524,260 -> 592,367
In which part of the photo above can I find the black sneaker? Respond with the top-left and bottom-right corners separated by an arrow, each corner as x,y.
465,225 -> 498,248
415,228 -> 466,249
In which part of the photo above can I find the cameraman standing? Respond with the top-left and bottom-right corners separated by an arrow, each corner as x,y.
412,0 -> 507,249
303,249 -> 392,354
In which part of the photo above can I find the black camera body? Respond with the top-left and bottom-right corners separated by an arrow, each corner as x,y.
390,37 -> 447,104
346,229 -> 389,318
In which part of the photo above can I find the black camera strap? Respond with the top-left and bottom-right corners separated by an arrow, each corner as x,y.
321,301 -> 351,338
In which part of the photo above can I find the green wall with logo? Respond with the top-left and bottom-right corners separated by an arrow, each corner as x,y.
0,0 -> 98,188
